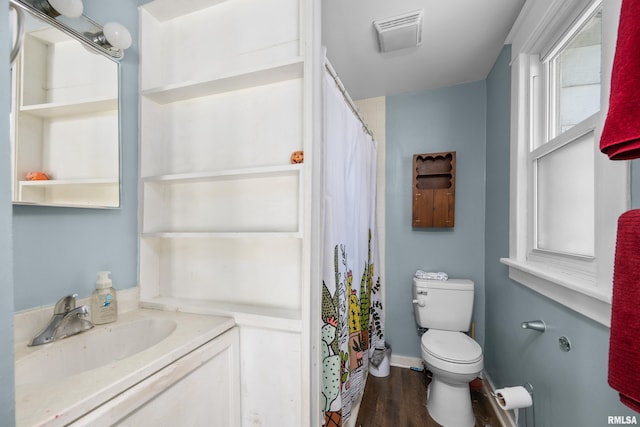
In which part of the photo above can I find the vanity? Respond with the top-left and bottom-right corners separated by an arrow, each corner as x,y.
9,0 -> 316,424
14,303 -> 239,426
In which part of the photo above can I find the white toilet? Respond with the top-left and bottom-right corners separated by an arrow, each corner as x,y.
413,277 -> 483,427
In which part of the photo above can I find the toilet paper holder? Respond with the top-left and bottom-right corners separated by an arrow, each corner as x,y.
490,382 -> 533,402
524,382 -> 534,396
492,383 -> 535,427
524,383 -> 535,427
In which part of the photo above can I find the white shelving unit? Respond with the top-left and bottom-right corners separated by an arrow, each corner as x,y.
18,178 -> 119,207
19,97 -> 118,118
139,0 -> 318,424
12,21 -> 120,208
141,57 -> 305,104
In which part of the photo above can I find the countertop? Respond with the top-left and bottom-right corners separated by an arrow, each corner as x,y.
15,308 -> 235,427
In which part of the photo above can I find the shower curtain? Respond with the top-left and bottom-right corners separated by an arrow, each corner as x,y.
321,67 -> 384,427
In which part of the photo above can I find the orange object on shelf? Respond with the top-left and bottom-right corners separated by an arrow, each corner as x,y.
25,171 -> 50,181
290,150 -> 304,164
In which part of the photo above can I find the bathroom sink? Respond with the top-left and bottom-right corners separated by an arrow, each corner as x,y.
15,318 -> 177,386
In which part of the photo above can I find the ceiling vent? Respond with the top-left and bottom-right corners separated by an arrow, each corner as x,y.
373,9 -> 424,53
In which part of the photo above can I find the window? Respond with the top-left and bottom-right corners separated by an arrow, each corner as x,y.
503,0 -> 628,326
546,8 -> 601,140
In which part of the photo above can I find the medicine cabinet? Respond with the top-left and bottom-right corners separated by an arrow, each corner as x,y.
11,12 -> 120,208
412,151 -> 456,227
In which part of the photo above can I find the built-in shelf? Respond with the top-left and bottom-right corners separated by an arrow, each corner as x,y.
140,296 -> 302,332
143,0 -> 230,22
142,164 -> 302,184
141,57 -> 304,104
141,164 -> 301,235
18,178 -> 119,208
142,231 -> 302,239
20,97 -> 118,118
19,178 -> 118,187
139,1 -> 310,420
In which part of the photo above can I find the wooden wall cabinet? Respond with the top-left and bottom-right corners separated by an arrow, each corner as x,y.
412,151 -> 456,228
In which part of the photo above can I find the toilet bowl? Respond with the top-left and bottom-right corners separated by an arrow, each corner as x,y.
412,277 -> 483,427
421,329 -> 483,427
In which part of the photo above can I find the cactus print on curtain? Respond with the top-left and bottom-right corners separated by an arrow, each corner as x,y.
321,67 -> 384,426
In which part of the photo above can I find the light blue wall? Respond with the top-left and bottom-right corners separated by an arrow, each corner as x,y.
385,82 -> 487,359
484,46 -> 637,427
632,160 -> 640,209
12,0 -> 139,311
2,2 -> 139,423
385,45 -> 639,426
1,1 -> 16,423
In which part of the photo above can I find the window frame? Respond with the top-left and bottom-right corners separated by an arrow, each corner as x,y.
530,112 -> 598,264
502,0 -> 628,327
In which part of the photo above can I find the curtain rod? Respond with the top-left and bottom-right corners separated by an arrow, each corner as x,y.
324,56 -> 375,139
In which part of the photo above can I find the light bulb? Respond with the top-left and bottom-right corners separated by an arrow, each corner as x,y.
47,0 -> 83,18
103,22 -> 132,50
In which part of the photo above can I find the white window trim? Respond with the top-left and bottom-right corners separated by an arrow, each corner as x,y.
502,0 -> 629,327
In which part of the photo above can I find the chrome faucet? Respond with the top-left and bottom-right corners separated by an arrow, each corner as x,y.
29,294 -> 94,346
521,319 -> 547,332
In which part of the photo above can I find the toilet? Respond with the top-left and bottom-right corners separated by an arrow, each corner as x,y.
413,277 -> 483,427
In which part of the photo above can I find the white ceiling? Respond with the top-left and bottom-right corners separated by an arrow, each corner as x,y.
322,0 -> 526,100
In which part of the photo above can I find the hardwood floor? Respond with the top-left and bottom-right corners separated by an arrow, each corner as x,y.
354,366 -> 501,427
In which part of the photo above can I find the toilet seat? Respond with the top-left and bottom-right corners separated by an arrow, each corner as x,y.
421,330 -> 482,364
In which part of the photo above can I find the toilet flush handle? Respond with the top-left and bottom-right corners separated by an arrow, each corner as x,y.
412,299 -> 425,307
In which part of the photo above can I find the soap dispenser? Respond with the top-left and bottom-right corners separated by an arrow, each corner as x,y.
91,271 -> 117,325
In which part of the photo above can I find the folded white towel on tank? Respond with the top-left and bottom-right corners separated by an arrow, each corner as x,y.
414,270 -> 448,280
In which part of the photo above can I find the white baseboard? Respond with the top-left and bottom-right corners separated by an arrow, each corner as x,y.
482,371 -> 517,427
390,354 -> 423,369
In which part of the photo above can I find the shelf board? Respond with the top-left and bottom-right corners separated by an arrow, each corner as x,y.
141,57 -> 304,104
142,231 -> 302,239
142,164 -> 302,184
140,296 -> 302,332
416,172 -> 453,176
143,0 -> 229,22
20,97 -> 118,118
19,178 -> 118,187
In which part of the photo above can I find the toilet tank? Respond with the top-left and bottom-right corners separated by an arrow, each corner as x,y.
413,278 -> 474,331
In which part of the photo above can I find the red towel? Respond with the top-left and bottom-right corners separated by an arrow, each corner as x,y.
609,209 -> 640,412
600,0 -> 640,160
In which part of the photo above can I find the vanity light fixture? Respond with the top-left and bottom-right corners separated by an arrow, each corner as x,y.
34,0 -> 83,18
92,22 -> 132,50
9,0 -> 132,59
9,2 -> 24,64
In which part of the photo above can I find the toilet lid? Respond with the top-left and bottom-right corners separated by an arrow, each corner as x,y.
421,330 -> 482,363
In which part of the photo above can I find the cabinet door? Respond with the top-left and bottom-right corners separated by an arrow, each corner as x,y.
72,327 -> 240,427
412,188 -> 435,227
432,188 -> 454,227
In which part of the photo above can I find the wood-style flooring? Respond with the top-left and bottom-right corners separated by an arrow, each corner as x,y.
355,366 -> 501,427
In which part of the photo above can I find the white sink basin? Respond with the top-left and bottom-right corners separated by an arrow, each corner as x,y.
15,317 -> 177,386
15,308 -> 236,427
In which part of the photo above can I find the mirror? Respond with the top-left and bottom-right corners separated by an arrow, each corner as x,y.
11,11 -> 120,208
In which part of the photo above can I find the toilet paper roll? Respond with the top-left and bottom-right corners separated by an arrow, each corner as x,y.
495,386 -> 533,425
495,386 -> 533,410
